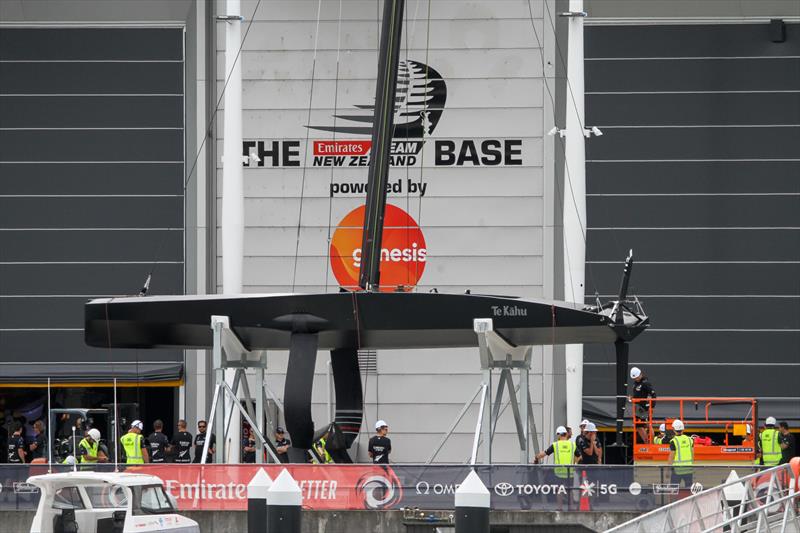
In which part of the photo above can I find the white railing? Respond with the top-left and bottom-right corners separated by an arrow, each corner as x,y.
606,463 -> 799,533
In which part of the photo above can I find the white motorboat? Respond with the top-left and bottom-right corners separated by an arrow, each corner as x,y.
27,471 -> 199,533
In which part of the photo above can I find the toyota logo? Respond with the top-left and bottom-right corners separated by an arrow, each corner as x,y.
494,482 -> 514,497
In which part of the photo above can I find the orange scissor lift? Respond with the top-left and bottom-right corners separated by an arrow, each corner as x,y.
632,397 -> 758,465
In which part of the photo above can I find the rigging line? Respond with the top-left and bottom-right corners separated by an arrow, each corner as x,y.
541,0 -> 625,268
324,0 -> 344,293
541,1 -> 585,132
526,0 -> 601,302
528,1 -> 614,370
414,0 -> 432,270
292,0 -> 324,292
144,0 -> 263,289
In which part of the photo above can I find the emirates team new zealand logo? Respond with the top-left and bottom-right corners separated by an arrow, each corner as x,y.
307,60 -> 446,156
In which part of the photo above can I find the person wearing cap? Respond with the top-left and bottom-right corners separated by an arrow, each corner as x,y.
242,426 -> 256,464
170,419 -> 193,463
192,420 -> 215,463
120,420 -> 149,464
756,416 -> 782,467
654,423 -> 668,444
78,428 -> 107,464
368,420 -> 391,464
629,366 -> 656,444
576,422 -> 602,465
668,419 -> 693,487
274,427 -> 291,463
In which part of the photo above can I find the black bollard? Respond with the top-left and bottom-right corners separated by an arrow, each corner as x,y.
454,470 -> 490,533
247,468 -> 272,533
266,468 -> 302,533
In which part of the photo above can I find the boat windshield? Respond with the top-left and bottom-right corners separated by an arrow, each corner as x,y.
84,484 -> 128,509
131,484 -> 175,515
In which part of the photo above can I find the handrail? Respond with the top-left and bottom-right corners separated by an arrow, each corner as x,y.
606,463 -> 800,533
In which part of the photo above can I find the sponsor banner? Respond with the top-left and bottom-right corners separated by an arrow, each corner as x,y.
0,464 -> 763,512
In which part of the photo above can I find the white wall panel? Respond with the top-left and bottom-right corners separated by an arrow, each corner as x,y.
218,48 -> 547,80
218,19 -> 545,51
218,167 -> 544,198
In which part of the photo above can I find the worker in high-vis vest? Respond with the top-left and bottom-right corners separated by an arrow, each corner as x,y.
120,420 -> 149,464
535,426 -> 576,478
78,428 -> 106,464
757,416 -> 782,467
654,423 -> 667,444
668,419 -> 694,487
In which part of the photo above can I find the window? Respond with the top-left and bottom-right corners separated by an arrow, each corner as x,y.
52,487 -> 84,510
84,484 -> 128,509
131,485 -> 175,515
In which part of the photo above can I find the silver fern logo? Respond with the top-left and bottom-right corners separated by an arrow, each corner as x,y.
307,60 -> 446,140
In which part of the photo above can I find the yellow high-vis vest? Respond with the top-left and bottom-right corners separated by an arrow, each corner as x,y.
120,432 -> 144,464
759,428 -> 781,466
78,438 -> 98,463
553,440 -> 576,479
671,434 -> 694,474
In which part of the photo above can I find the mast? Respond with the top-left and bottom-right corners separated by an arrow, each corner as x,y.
358,0 -> 406,291
562,0 -> 587,434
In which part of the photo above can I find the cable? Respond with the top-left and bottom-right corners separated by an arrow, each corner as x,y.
144,0 -> 263,292
324,0 -> 344,293
413,0 -> 432,288
292,0 -> 324,292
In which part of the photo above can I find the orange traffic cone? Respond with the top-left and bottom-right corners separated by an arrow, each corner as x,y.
579,470 -> 592,511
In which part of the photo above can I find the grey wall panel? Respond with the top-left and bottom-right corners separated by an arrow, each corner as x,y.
1,263 -> 183,296
588,195 -> 800,228
584,23 -> 800,424
0,230 -> 183,262
0,130 -> 184,162
2,296 -> 103,328
586,263 -> 800,295
586,58 -> 800,93
585,24 -> 800,58
0,197 -> 183,228
586,127 -> 800,160
585,330 -> 800,365
0,332 -> 182,364
586,93 -> 800,126
0,163 -> 184,195
0,96 -> 184,128
586,161 -> 800,194
0,28 -> 183,60
0,62 -> 183,95
586,229 -> 800,261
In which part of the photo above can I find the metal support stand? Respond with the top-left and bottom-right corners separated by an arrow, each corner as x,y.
202,316 -> 280,464
427,318 -> 540,465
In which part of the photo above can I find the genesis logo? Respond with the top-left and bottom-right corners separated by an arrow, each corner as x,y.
307,60 -> 447,140
494,482 -> 514,497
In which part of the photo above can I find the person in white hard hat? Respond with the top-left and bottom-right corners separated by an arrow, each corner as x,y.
78,428 -> 107,464
654,423 -> 668,444
368,420 -> 391,464
576,422 -> 602,465
756,416 -> 781,467
629,366 -> 657,445
668,419 -> 693,488
121,420 -> 149,464
535,426 -> 576,510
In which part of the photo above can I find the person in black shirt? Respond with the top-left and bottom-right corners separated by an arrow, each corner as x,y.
29,420 -> 46,461
193,420 -> 215,463
576,422 -> 602,464
779,422 -> 796,464
242,427 -> 256,463
7,422 -> 26,464
170,419 -> 193,463
274,427 -> 291,463
368,420 -> 391,464
0,422 -> 7,464
630,366 -> 656,444
147,419 -> 170,463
